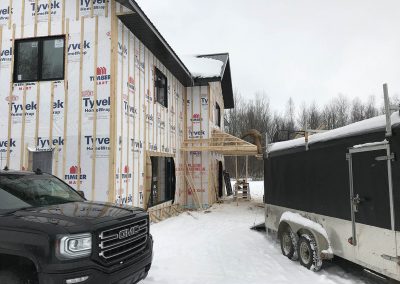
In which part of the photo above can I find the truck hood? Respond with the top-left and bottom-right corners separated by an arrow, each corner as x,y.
11,201 -> 145,231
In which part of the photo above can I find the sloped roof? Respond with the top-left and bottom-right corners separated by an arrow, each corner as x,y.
116,1 -> 234,109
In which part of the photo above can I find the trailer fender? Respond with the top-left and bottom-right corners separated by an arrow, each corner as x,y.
279,212 -> 333,260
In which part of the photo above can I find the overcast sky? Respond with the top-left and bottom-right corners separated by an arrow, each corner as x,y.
136,0 -> 400,112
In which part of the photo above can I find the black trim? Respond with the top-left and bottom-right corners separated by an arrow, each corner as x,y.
216,102 -> 221,127
193,54 -> 234,109
13,35 -> 65,83
116,1 -> 235,109
155,68 -> 168,108
117,3 -> 192,87
148,157 -> 176,208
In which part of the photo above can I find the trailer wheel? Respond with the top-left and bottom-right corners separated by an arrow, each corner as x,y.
280,227 -> 298,261
297,234 -> 322,271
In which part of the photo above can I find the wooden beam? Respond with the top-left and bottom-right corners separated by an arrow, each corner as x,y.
108,1 -> 117,202
91,16 -> 99,200
77,16 -> 85,191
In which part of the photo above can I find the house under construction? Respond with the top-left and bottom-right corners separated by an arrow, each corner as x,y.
0,0 -> 258,217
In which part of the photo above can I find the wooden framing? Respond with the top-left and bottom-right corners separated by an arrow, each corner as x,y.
182,128 -> 258,156
77,16 -> 85,191
6,24 -> 16,167
8,0 -> 12,29
34,0 -> 38,36
91,16 -> 99,200
21,0 -> 25,37
61,19 -> 70,182
0,0 -> 237,219
108,0 -> 117,202
20,84 -> 27,170
147,201 -> 181,223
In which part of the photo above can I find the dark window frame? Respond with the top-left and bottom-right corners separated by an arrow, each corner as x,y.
155,67 -> 168,108
149,157 -> 176,208
13,35 -> 66,83
216,102 -> 221,127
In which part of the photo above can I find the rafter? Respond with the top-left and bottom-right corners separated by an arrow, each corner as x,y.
181,128 -> 259,157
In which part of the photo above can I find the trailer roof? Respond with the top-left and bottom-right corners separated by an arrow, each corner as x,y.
268,113 -> 400,154
116,1 -> 235,109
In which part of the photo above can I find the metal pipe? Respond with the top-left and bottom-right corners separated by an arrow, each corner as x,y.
347,153 -> 357,246
386,144 -> 395,230
383,83 -> 392,137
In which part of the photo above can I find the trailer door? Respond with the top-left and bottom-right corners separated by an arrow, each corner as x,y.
347,141 -> 398,273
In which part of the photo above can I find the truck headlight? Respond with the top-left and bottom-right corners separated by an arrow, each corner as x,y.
57,233 -> 92,259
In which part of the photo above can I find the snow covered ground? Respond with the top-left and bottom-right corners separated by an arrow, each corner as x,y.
142,181 -> 387,284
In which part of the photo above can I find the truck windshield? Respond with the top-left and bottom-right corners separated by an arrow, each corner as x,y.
0,174 -> 84,211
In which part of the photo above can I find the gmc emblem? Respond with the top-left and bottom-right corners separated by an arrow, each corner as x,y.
118,226 -> 140,240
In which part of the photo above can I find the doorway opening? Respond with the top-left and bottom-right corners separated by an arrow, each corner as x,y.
149,157 -> 176,208
218,161 -> 223,198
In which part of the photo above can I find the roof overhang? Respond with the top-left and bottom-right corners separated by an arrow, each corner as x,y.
116,1 -> 234,109
193,54 -> 234,109
116,1 -> 193,87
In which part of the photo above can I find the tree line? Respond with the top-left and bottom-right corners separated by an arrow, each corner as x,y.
224,91 -> 399,179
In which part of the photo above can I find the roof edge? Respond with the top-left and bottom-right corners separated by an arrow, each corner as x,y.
118,0 -> 193,86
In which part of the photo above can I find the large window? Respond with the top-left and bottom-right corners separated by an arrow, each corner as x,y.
155,68 -> 168,108
13,36 -> 65,83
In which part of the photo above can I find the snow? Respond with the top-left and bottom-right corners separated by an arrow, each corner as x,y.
268,113 -> 400,153
280,212 -> 333,255
280,211 -> 329,241
182,55 -> 224,78
142,181 -> 381,284
353,140 -> 387,149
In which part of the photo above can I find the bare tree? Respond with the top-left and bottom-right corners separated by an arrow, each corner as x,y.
225,91 -> 385,178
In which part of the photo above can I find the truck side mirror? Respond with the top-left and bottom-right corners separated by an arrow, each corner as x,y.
77,191 -> 85,198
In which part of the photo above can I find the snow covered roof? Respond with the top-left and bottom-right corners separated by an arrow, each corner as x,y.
182,55 -> 224,78
268,113 -> 400,153
182,53 -> 235,109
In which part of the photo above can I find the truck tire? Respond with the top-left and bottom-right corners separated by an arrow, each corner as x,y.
280,227 -> 298,261
0,270 -> 28,284
297,234 -> 322,272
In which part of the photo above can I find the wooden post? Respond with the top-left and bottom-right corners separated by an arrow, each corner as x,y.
47,0 -> 52,35
34,0 -> 38,36
77,16 -> 85,191
62,19 -> 70,180
6,24 -> 16,168
245,155 -> 248,183
8,0 -> 12,29
75,0 -> 80,21
21,0 -> 26,37
118,24 -> 124,200
20,84 -> 27,170
91,16 -> 99,200
108,0 -> 118,202
235,156 -> 238,181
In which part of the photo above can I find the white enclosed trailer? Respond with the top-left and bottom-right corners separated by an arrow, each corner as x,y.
264,110 -> 400,280
0,0 -> 237,215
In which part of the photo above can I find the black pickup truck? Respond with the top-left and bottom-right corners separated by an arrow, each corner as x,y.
0,169 -> 153,284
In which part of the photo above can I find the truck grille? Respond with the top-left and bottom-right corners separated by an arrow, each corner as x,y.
98,218 -> 148,263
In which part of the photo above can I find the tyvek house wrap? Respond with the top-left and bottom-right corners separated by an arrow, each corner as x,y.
0,0 -> 186,208
0,0 -> 225,209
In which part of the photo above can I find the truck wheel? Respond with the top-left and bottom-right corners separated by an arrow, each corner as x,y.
0,270 -> 28,284
280,227 -> 298,261
297,234 -> 322,272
